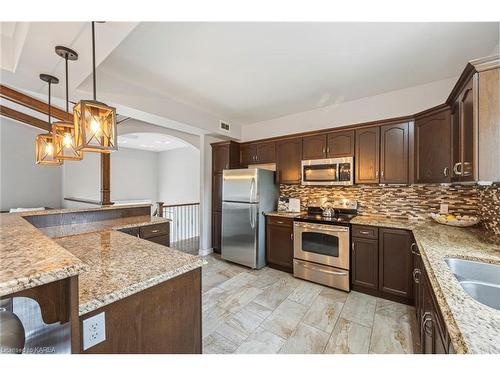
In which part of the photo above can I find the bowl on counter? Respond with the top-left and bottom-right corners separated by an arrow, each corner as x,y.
430,213 -> 480,227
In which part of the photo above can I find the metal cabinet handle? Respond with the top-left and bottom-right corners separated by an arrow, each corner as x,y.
290,233 -> 294,241
443,167 -> 449,177
276,220 -> 284,224
423,314 -> 433,335
413,268 -> 421,283
322,147 -> 326,154
411,243 -> 420,256
136,233 -> 140,238
352,241 -> 355,252
375,170 -> 379,178
326,147 -> 330,155
462,162 -> 472,177
359,230 -> 370,235
381,170 -> 384,178
151,229 -> 159,233
453,162 -> 463,176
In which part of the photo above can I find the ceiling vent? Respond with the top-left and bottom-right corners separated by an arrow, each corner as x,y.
219,120 -> 230,132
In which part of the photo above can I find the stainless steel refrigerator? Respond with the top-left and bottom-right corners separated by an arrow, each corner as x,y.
221,168 -> 278,269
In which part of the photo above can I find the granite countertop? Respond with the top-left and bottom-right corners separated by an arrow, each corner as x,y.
1,207 -> 204,317
0,213 -> 88,297
351,215 -> 500,354
55,230 -> 205,315
265,211 -> 305,218
19,203 -> 152,217
38,215 -> 170,239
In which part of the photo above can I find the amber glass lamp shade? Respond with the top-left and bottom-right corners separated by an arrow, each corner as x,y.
35,133 -> 63,165
52,120 -> 83,160
74,100 -> 117,153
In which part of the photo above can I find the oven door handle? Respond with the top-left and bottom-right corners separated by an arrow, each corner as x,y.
294,260 -> 348,276
295,226 -> 349,234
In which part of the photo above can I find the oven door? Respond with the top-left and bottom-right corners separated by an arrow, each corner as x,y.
293,222 -> 349,270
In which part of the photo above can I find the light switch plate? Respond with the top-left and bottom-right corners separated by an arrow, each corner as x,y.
439,203 -> 449,214
82,312 -> 106,350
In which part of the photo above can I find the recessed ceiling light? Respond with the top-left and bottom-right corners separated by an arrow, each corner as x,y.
119,139 -> 128,144
155,140 -> 170,144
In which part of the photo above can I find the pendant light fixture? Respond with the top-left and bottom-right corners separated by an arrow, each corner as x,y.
52,46 -> 83,160
35,74 -> 63,165
73,21 -> 117,153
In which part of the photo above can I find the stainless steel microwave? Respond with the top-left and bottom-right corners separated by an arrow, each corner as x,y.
301,157 -> 354,186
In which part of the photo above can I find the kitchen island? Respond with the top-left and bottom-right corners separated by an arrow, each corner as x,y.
0,204 -> 205,354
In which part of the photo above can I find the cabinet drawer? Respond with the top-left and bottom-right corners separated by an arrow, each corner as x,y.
118,227 -> 140,237
140,223 -> 169,239
147,234 -> 170,247
352,225 -> 378,239
267,216 -> 293,227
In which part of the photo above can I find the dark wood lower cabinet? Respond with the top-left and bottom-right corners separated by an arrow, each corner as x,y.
351,237 -> 378,290
351,225 -> 412,305
212,211 -> 222,253
378,228 -> 413,299
266,216 -> 294,273
412,243 -> 452,354
80,268 -> 201,354
118,222 -> 170,247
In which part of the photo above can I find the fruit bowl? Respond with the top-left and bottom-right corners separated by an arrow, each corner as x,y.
430,213 -> 480,227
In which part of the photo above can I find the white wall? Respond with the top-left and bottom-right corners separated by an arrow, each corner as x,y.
241,77 -> 458,141
158,147 -> 200,205
62,147 -> 159,207
0,118 -> 62,210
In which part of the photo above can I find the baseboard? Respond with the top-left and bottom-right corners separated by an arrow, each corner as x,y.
198,247 -> 213,256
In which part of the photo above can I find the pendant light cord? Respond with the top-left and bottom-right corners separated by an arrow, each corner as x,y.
48,81 -> 52,125
92,21 -> 97,101
65,55 -> 69,112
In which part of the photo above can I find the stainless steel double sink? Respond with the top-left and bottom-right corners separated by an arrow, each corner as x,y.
445,258 -> 500,311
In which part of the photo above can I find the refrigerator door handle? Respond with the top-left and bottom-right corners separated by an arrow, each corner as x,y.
249,177 -> 256,202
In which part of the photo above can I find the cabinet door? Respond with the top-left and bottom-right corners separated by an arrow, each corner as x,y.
276,138 -> 302,184
414,109 -> 451,183
212,145 -> 229,173
450,102 -> 461,182
459,82 -> 474,181
355,126 -> 380,184
256,142 -> 276,163
352,237 -> 378,290
380,123 -> 408,184
327,130 -> 354,157
212,211 -> 222,253
379,228 -> 413,299
212,173 -> 223,212
302,135 -> 327,160
240,144 -> 257,166
421,275 -> 434,354
266,220 -> 294,272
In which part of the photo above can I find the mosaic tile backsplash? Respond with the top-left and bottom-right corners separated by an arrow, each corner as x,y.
280,183 -> 500,235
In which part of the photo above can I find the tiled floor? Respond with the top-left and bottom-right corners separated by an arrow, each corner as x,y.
201,254 -> 419,354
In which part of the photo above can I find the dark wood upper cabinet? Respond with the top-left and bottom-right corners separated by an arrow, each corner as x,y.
212,141 -> 240,173
414,108 -> 451,183
276,138 -> 302,184
380,123 -> 409,184
355,126 -> 380,184
455,80 -> 475,181
240,144 -> 257,166
240,142 -> 276,165
302,134 -> 327,160
378,228 -> 413,299
327,130 -> 355,157
256,142 -> 276,163
352,237 -> 379,290
266,216 -> 294,273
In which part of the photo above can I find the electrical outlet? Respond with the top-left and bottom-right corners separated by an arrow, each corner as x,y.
82,312 -> 106,350
439,203 -> 449,214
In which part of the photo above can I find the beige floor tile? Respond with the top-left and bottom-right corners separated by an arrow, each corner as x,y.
319,287 -> 349,303
260,299 -> 309,339
252,276 -> 300,310
218,272 -> 259,291
215,307 -> 267,345
287,280 -> 324,306
202,287 -> 227,314
218,286 -> 263,313
203,332 -> 238,354
202,271 -> 230,292
302,295 -> 343,334
369,300 -> 414,354
279,323 -> 330,354
203,305 -> 231,338
340,291 -> 377,328
324,318 -> 371,354
242,301 -> 273,320
235,327 -> 286,354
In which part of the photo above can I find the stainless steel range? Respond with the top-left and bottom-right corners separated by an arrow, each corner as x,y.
293,199 -> 357,292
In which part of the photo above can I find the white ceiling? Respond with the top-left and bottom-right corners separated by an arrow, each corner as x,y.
98,22 -> 499,124
117,132 -> 188,152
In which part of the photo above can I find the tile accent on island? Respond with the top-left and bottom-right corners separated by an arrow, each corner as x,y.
280,183 -> 500,234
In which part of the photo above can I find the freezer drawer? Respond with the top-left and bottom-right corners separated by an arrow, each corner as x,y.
293,259 -> 350,292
